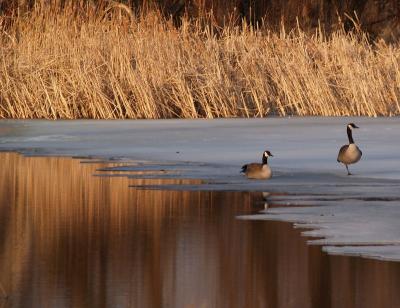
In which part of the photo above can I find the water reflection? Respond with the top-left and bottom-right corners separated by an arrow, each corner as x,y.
0,153 -> 399,308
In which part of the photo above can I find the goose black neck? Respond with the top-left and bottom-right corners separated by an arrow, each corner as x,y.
347,126 -> 354,144
262,156 -> 269,165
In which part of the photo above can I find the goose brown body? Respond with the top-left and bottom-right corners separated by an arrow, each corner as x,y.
337,143 -> 362,165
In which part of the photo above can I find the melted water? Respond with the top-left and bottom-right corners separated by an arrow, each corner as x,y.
0,153 -> 399,308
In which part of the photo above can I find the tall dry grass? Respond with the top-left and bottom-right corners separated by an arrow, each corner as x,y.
0,3 -> 399,119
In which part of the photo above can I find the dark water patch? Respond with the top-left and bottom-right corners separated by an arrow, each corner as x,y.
0,153 -> 400,308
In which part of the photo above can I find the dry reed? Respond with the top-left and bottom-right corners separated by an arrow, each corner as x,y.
0,4 -> 399,119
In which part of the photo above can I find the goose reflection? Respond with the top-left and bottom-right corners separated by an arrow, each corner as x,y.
262,192 -> 271,210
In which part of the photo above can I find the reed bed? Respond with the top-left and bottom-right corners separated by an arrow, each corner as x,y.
0,4 -> 399,119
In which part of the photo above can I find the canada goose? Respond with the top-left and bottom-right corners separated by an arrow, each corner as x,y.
337,123 -> 362,175
241,150 -> 273,179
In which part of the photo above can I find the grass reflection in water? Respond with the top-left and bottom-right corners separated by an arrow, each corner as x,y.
0,153 -> 400,308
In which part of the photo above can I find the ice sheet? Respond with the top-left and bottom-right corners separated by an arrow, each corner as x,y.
1,117 -> 399,178
1,117 -> 400,261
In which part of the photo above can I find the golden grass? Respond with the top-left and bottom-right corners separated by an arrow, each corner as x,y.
0,4 -> 399,119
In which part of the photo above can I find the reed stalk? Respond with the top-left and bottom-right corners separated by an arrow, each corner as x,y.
0,4 -> 399,119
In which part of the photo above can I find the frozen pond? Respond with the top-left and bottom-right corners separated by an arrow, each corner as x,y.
1,118 -> 400,261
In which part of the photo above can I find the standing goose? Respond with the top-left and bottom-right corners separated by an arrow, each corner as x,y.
241,150 -> 273,179
337,123 -> 362,175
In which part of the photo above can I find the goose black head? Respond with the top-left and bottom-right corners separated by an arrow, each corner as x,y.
347,123 -> 359,130
263,150 -> 273,157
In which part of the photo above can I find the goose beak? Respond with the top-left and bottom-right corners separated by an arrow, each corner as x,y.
269,153 -> 274,157
354,125 -> 360,129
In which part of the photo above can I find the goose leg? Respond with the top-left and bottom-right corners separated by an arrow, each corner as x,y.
345,164 -> 352,176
